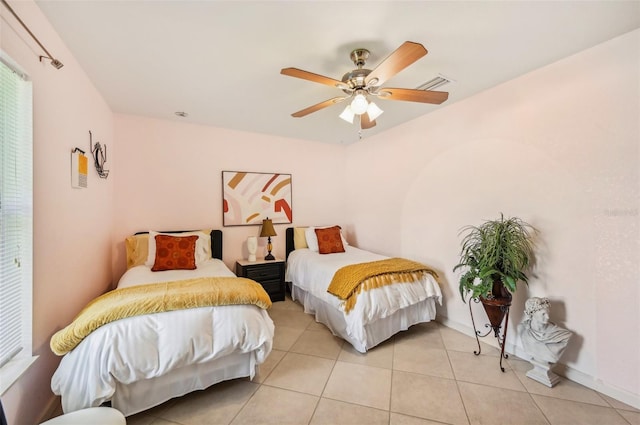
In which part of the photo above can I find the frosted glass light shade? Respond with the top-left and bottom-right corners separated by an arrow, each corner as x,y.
366,102 -> 384,120
350,93 -> 369,115
339,105 -> 355,123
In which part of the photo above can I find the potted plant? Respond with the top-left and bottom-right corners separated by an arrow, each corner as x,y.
453,214 -> 536,330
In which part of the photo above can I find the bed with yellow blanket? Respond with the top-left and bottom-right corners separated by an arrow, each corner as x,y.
51,230 -> 274,417
285,227 -> 442,353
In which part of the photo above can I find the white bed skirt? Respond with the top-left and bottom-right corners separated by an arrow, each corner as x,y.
113,351 -> 255,416
291,285 -> 438,353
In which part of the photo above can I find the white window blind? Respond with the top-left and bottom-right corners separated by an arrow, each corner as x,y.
0,56 -> 33,371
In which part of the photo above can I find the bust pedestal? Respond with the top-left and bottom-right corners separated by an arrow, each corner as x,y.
525,358 -> 561,388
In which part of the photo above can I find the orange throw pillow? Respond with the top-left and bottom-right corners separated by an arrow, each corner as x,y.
315,226 -> 345,254
151,234 -> 198,271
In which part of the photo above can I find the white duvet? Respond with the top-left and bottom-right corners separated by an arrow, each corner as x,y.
51,260 -> 274,414
285,247 -> 442,344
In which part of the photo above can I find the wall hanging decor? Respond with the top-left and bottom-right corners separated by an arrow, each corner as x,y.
70,147 -> 88,188
89,130 -> 109,179
222,171 -> 292,226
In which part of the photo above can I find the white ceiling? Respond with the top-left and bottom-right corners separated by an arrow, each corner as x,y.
35,1 -> 640,145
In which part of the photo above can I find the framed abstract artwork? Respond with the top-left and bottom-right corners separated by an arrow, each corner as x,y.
222,171 -> 293,226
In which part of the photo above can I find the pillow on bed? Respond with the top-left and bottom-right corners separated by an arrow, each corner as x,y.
145,230 -> 211,267
125,234 -> 149,269
151,234 -> 198,271
294,227 -> 308,250
315,226 -> 346,254
305,226 -> 348,252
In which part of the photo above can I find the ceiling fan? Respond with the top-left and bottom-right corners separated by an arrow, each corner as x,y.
281,41 -> 449,130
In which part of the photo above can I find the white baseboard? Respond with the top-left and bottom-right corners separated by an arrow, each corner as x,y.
437,316 -> 640,410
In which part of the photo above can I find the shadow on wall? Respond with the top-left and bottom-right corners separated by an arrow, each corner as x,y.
546,298 -> 583,364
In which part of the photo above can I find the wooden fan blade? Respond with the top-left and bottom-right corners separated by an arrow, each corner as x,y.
281,68 -> 348,89
360,113 -> 376,129
379,88 -> 448,104
291,96 -> 347,117
365,41 -> 427,86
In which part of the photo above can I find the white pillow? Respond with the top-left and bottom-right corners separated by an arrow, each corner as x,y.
305,226 -> 348,252
145,231 -> 212,266
305,227 -> 319,252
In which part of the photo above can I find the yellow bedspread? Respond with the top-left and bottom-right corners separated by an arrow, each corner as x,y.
327,258 -> 438,313
50,277 -> 272,355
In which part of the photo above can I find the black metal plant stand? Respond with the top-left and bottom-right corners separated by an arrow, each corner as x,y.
468,297 -> 511,372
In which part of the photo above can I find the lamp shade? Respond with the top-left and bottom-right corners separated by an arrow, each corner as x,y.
366,102 -> 384,121
259,218 -> 277,237
339,105 -> 355,123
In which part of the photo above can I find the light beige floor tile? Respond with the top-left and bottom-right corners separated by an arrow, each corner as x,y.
253,349 -> 286,383
617,409 -> 640,425
125,320 -> 639,425
448,350 -> 525,392
389,412 -> 450,424
393,344 -> 454,379
273,325 -> 305,351
268,308 -> 314,329
393,321 -> 445,349
506,354 -> 535,372
124,412 -> 156,425
458,381 -> 549,425
514,369 -> 608,406
531,394 -> 630,425
290,329 -> 344,359
391,370 -> 469,425
323,361 -> 392,410
310,398 -> 389,425
149,419 -> 185,425
439,326 -> 501,357
602,394 -> 640,412
338,338 -> 394,369
159,379 -> 259,425
269,296 -> 304,311
231,385 -> 318,425
306,320 -> 330,331
263,352 -> 335,396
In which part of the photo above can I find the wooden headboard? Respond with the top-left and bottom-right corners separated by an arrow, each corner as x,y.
286,227 -> 295,260
135,229 -> 223,260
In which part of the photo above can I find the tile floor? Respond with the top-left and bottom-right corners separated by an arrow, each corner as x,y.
126,296 -> 639,425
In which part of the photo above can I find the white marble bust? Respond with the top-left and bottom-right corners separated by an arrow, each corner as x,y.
518,297 -> 573,387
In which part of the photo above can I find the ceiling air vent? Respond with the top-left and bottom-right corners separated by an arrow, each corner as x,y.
416,74 -> 454,91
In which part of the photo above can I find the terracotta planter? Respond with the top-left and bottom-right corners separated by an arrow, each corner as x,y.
480,278 -> 512,335
480,295 -> 511,331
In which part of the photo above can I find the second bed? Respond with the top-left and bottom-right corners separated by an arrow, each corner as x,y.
285,226 -> 442,353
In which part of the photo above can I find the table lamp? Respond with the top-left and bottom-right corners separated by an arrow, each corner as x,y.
259,218 -> 277,260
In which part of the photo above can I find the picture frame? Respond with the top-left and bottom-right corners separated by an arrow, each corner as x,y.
222,171 -> 293,226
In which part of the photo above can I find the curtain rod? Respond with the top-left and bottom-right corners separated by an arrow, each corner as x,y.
1,0 -> 63,69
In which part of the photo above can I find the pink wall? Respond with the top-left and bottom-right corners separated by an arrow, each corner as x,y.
1,1 -> 115,424
112,115 -> 347,279
2,1 -> 637,421
345,30 -> 639,406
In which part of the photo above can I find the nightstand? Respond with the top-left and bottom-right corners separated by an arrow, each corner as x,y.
236,258 -> 285,302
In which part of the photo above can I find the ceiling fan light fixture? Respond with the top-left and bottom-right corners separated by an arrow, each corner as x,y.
366,102 -> 384,121
350,92 -> 369,115
339,105 -> 355,123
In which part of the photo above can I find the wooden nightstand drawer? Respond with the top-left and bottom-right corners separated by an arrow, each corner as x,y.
260,279 -> 284,296
244,264 -> 281,280
236,259 -> 285,302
